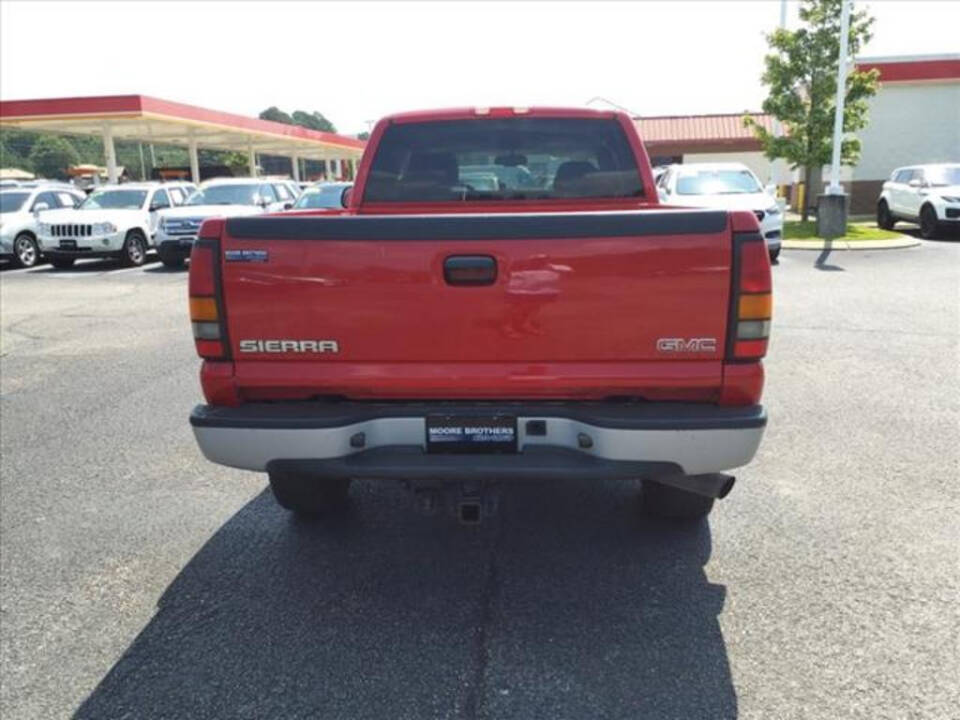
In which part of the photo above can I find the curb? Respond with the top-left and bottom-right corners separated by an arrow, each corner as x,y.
782,235 -> 921,251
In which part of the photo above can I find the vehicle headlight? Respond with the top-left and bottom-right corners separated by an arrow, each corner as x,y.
92,222 -> 116,234
941,196 -> 960,203
765,205 -> 781,215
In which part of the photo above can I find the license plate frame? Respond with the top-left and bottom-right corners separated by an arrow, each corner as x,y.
425,414 -> 518,454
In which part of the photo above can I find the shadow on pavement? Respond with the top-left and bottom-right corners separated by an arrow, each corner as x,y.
898,226 -> 960,243
814,239 -> 844,272
73,479 -> 735,719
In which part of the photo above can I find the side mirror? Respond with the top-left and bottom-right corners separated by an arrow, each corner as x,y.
33,202 -> 50,214
283,202 -> 293,210
908,178 -> 922,188
257,196 -> 269,207
341,187 -> 352,208
150,202 -> 169,211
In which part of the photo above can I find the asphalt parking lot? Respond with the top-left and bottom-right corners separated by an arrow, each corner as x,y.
1,241 -> 958,720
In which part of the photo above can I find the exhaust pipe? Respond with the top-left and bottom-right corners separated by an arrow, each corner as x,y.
653,473 -> 736,499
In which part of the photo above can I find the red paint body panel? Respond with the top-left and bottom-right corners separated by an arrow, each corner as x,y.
196,108 -> 767,406
218,226 -> 732,400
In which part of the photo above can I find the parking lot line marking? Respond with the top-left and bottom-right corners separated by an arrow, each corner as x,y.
105,264 -> 156,275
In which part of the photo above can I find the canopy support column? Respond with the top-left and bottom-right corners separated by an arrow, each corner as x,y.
291,154 -> 301,182
102,124 -> 118,184
248,146 -> 257,177
188,139 -> 200,184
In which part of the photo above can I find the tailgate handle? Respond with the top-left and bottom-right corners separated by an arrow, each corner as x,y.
444,255 -> 497,286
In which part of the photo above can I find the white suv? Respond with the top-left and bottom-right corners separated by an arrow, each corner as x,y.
877,163 -> 960,239
656,162 -> 783,261
1,184 -> 86,267
36,182 -> 194,269
153,178 -> 295,267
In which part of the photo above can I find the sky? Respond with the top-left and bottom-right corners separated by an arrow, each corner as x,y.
1,1 -> 958,136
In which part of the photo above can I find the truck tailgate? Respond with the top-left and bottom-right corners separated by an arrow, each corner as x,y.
217,210 -> 732,399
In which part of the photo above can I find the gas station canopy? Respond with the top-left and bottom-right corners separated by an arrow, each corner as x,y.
0,94 -> 366,183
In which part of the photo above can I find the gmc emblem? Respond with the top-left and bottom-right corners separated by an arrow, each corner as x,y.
656,337 -> 717,353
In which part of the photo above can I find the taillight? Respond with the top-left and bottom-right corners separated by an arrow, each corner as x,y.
727,232 -> 772,360
188,220 -> 229,360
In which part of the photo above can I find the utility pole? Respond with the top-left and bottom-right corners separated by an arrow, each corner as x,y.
818,0 -> 852,238
827,0 -> 852,194
771,0 -> 788,187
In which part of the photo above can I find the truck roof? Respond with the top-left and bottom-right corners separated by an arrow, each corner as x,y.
380,106 -> 626,124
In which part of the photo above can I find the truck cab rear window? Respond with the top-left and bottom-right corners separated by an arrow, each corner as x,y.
364,117 -> 643,203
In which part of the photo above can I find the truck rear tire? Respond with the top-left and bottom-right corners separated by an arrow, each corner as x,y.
268,470 -> 351,517
641,479 -> 714,521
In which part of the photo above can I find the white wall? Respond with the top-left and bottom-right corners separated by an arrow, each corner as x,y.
853,81 -> 960,181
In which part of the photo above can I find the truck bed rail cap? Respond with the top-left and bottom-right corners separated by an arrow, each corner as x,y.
224,209 -> 728,241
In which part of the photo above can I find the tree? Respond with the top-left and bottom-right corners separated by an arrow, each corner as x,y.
259,106 -> 294,125
290,110 -> 337,133
745,0 -> 879,221
28,135 -> 80,179
259,107 -> 338,133
357,131 -> 370,141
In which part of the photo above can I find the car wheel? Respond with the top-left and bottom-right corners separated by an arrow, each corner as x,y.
268,470 -> 352,518
120,230 -> 147,267
12,233 -> 40,268
49,258 -> 75,269
877,200 -> 895,230
641,479 -> 714,521
919,205 -> 940,239
157,249 -> 184,268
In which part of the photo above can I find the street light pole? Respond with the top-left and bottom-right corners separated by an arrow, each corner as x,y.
827,0 -> 852,195
771,0 -> 788,187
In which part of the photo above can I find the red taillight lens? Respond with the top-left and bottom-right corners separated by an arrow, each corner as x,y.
189,222 -> 229,360
727,233 -> 772,360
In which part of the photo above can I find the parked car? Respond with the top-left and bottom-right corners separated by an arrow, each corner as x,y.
0,184 -> 86,267
154,178 -> 295,267
657,162 -> 783,261
292,182 -> 353,210
261,176 -> 301,203
187,107 -> 771,524
35,181 -> 194,269
877,163 -> 960,239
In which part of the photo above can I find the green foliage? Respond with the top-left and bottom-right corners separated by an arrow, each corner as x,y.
745,0 -> 879,170
290,110 -> 336,133
357,131 -> 370,141
28,135 -> 80,179
259,107 -> 337,134
259,106 -> 294,125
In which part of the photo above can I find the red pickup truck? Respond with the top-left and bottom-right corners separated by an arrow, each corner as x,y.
188,107 -> 771,523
